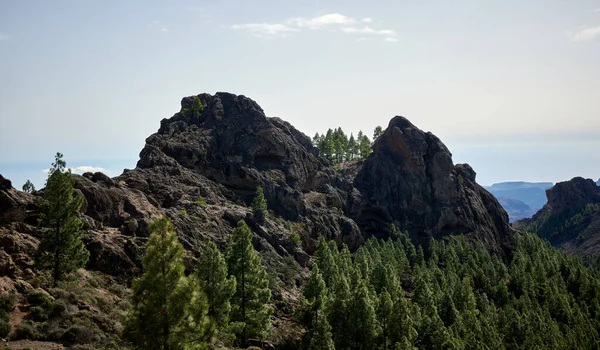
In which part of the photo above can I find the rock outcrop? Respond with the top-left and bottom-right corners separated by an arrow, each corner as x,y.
518,177 -> 600,259
0,92 -> 517,344
353,116 -> 513,255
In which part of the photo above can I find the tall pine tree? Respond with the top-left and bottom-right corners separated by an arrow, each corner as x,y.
251,186 -> 268,219
227,220 -> 272,345
196,239 -> 236,331
123,216 -> 214,350
37,152 -> 89,287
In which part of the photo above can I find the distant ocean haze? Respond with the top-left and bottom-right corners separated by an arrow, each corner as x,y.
485,182 -> 554,222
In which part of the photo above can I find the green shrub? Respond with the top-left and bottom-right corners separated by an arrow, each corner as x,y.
27,306 -> 48,321
15,322 -> 39,340
28,290 -> 54,310
0,320 -> 11,338
107,283 -> 127,299
197,196 -> 207,206
0,294 -> 15,312
0,310 -> 8,323
62,324 -> 97,345
178,208 -> 188,217
292,232 -> 301,245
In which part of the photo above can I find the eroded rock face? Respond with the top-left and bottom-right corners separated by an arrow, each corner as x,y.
354,116 -> 514,255
0,93 -> 515,285
544,177 -> 600,217
519,177 -> 600,258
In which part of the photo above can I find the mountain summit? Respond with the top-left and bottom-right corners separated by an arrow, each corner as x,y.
0,92 -> 516,342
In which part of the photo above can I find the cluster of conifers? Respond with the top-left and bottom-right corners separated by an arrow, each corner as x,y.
312,126 -> 383,164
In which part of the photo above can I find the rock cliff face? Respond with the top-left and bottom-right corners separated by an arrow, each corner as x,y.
519,177 -> 600,259
0,92 -> 516,342
353,116 -> 513,255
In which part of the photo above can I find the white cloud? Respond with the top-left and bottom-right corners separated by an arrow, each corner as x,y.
42,166 -> 107,174
571,26 -> 600,42
384,37 -> 398,42
150,21 -> 169,33
231,13 -> 395,41
231,23 -> 299,38
593,8 -> 600,12
287,13 -> 355,28
341,26 -> 396,36
71,166 -> 107,174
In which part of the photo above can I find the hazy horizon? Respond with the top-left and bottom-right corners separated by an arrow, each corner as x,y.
1,0 -> 599,189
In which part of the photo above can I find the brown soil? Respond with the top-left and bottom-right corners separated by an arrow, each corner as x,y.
0,340 -> 64,349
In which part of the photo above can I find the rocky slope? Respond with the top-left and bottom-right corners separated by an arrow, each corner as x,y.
0,92 -> 515,347
518,177 -> 600,262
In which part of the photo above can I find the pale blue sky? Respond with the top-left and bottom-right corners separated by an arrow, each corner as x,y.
1,0 -> 599,189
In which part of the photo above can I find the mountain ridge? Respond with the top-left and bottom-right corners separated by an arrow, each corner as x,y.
518,177 -> 600,264
0,92 -> 516,346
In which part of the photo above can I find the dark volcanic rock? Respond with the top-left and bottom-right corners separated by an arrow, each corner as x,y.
0,92 -> 521,345
519,177 -> 600,259
354,116 -> 514,255
0,174 -> 37,225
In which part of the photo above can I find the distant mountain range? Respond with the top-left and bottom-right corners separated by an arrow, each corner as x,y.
485,182 -> 554,222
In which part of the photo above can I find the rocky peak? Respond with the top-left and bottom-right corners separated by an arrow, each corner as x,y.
354,116 -> 513,255
518,177 -> 600,258
544,177 -> 600,217
138,93 -> 325,210
1,93 -> 517,284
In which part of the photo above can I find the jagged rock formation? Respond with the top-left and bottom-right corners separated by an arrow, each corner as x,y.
0,92 -> 516,345
353,116 -> 513,255
1,92 -> 516,275
518,177 -> 600,260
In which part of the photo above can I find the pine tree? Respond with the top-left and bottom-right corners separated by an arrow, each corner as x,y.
191,96 -> 204,118
315,238 -> 339,288
348,280 -> 379,349
300,264 -> 328,329
197,239 -> 236,331
327,274 -> 352,349
312,133 -> 320,147
22,179 -> 35,193
324,129 -> 335,163
227,220 -> 272,345
37,152 -> 89,287
348,133 -> 356,160
373,125 -> 383,140
251,186 -> 268,219
377,291 -> 394,350
308,315 -> 335,350
123,216 -> 214,350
